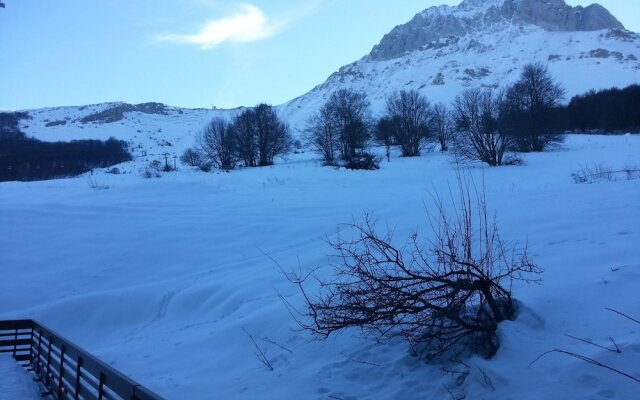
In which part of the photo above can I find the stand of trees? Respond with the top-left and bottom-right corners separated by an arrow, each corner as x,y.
0,112 -> 131,182
187,103 -> 292,171
501,62 -> 566,152
381,90 -> 432,157
563,84 -> 640,133
304,89 -> 379,169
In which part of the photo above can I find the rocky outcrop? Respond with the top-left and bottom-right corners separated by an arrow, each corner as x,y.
368,0 -> 624,61
503,0 -> 623,32
79,102 -> 168,124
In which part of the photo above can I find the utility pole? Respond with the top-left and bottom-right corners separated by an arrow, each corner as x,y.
163,152 -> 170,170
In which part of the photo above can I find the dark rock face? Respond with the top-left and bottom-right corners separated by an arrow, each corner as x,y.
368,0 -> 625,61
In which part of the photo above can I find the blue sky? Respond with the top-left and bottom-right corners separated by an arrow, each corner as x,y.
0,0 -> 638,110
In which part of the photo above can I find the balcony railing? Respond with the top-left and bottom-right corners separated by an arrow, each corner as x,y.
0,320 -> 164,400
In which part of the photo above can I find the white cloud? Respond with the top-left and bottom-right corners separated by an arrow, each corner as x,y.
156,4 -> 275,49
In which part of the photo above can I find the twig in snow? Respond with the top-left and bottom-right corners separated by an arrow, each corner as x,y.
564,334 -> 621,353
262,336 -> 293,354
529,349 -> 640,383
242,327 -> 274,371
477,367 -> 495,391
443,384 -> 465,400
338,351 -> 381,367
606,307 -> 640,326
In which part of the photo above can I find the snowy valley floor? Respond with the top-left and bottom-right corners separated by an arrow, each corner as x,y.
1,135 -> 639,399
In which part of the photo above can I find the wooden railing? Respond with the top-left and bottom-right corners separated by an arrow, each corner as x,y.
0,320 -> 165,400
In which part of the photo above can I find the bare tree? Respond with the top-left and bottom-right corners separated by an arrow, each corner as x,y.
383,90 -> 432,157
253,104 -> 293,166
432,103 -> 453,152
197,117 -> 237,170
233,104 -> 292,167
453,89 -> 512,166
327,89 -> 372,161
233,110 -> 258,167
282,175 -> 541,361
502,62 -> 565,152
375,116 -> 395,162
305,104 -> 339,165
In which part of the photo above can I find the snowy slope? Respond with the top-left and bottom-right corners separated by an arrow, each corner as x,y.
20,102 -> 239,174
0,135 -> 639,399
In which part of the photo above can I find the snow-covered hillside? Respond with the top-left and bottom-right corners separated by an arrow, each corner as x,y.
1,135 -> 639,399
20,102 -> 238,174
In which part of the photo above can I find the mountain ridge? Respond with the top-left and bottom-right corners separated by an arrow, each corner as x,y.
369,0 -> 625,61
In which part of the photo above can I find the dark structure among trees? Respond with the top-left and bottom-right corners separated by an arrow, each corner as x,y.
0,112 -> 131,182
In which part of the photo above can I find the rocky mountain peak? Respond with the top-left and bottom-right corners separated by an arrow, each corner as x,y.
368,0 -> 625,61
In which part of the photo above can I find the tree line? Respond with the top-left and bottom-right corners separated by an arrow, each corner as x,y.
187,63 -> 637,171
301,62 -> 567,167
0,112 -> 132,182
562,84 -> 640,133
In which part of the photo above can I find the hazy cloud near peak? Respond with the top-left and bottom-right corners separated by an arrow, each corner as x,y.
155,1 -> 329,50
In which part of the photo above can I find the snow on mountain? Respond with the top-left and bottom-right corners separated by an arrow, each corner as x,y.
280,0 -> 639,127
15,0 -> 640,161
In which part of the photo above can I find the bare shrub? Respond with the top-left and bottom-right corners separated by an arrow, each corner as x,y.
282,175 -> 541,361
180,148 -> 203,167
572,164 -> 640,183
343,152 -> 380,170
143,160 -> 162,179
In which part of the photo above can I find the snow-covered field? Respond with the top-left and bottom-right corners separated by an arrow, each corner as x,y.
1,135 -> 639,399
